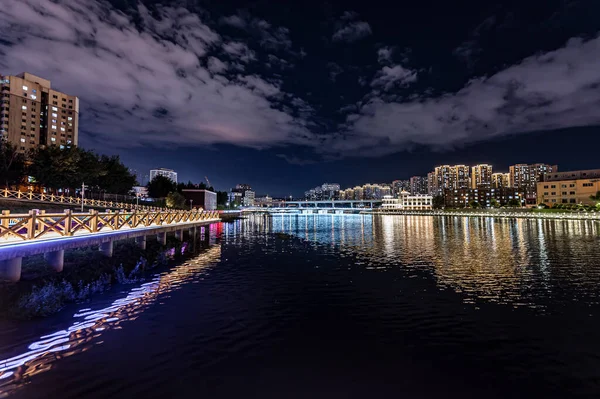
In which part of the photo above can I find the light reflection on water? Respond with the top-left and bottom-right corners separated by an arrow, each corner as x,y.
0,245 -> 221,397
233,214 -> 600,310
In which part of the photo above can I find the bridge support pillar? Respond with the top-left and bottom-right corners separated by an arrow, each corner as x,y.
99,241 -> 114,257
157,232 -> 167,245
0,258 -> 22,282
44,250 -> 64,272
136,236 -> 146,250
175,229 -> 184,240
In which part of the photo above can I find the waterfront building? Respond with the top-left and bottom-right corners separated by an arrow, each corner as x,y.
491,173 -> 510,189
353,186 -> 364,200
427,172 -> 436,195
0,72 -> 79,152
255,195 -> 273,207
509,163 -> 557,204
243,190 -> 255,206
150,168 -> 178,184
229,184 -> 253,206
305,183 -> 340,200
443,188 -> 523,208
181,189 -> 216,210
392,180 -> 411,197
537,170 -> 600,206
471,164 -> 493,189
410,176 -> 428,195
381,192 -> 433,210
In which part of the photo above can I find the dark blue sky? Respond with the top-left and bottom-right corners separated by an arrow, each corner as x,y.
2,0 -> 599,196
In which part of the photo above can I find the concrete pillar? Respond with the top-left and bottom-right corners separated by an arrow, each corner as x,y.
0,257 -> 22,282
44,250 -> 64,272
99,241 -> 113,257
175,229 -> 184,240
136,235 -> 146,250
157,232 -> 167,245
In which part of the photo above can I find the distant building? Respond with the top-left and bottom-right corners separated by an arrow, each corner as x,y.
381,192 -> 433,211
392,180 -> 411,196
537,170 -> 600,206
255,195 -> 273,207
443,188 -> 523,208
429,165 -> 471,195
181,189 -> 216,210
509,163 -> 557,204
491,173 -> 510,189
0,72 -> 79,152
410,176 -> 428,195
131,186 -> 148,198
471,164 -> 493,189
150,168 -> 177,184
243,190 -> 255,206
305,183 -> 340,200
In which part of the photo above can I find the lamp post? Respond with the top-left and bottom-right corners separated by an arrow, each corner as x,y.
81,183 -> 88,212
190,199 -> 193,210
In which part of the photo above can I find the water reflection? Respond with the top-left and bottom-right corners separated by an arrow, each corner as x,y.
237,214 -> 600,309
0,245 -> 221,397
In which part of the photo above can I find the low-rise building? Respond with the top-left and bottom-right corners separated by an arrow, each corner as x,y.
381,192 -> 433,211
181,189 -> 216,210
537,172 -> 600,206
443,188 -> 523,208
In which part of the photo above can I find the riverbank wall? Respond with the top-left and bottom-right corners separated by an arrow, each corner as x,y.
369,209 -> 600,220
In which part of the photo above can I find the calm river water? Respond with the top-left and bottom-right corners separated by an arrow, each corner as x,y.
1,215 -> 600,398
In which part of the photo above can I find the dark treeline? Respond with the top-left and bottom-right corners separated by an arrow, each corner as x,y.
0,141 -> 136,195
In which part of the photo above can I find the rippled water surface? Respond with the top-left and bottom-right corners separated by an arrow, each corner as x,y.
1,215 -> 600,398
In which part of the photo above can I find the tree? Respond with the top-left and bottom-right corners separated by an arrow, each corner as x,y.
0,141 -> 26,188
507,198 -> 521,207
97,155 -> 136,194
166,191 -> 186,209
469,201 -> 480,209
28,146 -> 81,194
217,191 -> 228,207
147,175 -> 176,198
590,191 -> 600,203
490,199 -> 500,208
432,195 -> 444,209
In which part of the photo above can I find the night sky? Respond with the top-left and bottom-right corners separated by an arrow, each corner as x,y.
1,0 -> 599,196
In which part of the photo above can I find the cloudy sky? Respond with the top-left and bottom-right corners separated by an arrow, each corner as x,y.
1,0 -> 599,195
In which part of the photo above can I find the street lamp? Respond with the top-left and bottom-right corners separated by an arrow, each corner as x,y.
81,182 -> 88,212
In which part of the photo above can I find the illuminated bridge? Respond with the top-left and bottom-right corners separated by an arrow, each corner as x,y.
0,209 -> 221,282
244,199 -> 383,214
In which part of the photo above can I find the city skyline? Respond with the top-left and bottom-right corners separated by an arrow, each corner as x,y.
1,0 -> 599,196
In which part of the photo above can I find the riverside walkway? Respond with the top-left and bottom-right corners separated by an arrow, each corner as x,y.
0,209 -> 221,282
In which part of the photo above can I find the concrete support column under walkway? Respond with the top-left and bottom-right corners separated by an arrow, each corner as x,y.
136,236 -> 146,250
157,232 -> 167,245
0,258 -> 22,282
44,250 -> 64,272
99,241 -> 114,257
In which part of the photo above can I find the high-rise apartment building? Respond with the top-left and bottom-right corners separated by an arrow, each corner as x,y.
491,173 -> 510,189
471,164 -> 493,189
410,176 -> 428,195
149,168 -> 178,183
0,72 -> 79,152
392,179 -> 411,196
509,163 -> 557,203
429,165 -> 471,195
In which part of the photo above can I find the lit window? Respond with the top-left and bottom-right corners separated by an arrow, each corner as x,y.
30,95 -> 37,100
22,85 -> 28,90
52,119 -> 56,123
52,107 -> 57,111
52,113 -> 57,117
51,125 -> 56,130
20,138 -> 25,143
60,127 -> 65,131
32,89 -> 36,93
51,137 -> 56,142
68,117 -> 72,121
60,145 -> 65,149
67,140 -> 72,144
21,105 -> 27,110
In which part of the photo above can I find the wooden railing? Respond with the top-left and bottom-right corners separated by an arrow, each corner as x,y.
0,209 -> 220,242
0,188 -> 165,211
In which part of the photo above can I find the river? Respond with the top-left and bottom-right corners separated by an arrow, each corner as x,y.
1,214 -> 600,398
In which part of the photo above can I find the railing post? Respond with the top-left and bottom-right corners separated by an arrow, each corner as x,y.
2,188 -> 7,198
26,210 -> 36,240
90,209 -> 98,232
1,210 -> 9,229
17,190 -> 21,199
64,209 -> 72,236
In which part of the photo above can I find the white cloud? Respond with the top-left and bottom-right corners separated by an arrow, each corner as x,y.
332,12 -> 372,43
336,35 -> 600,157
377,47 -> 393,64
370,65 -> 417,90
0,0 -> 313,151
220,15 -> 246,29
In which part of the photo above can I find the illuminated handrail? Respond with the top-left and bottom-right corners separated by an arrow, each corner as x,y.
0,188 -> 165,212
0,209 -> 221,242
